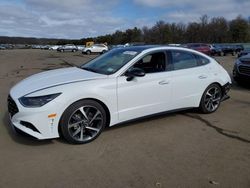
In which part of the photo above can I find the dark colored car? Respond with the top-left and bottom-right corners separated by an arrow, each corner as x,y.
237,49 -> 250,58
211,44 -> 236,56
57,44 -> 78,52
210,45 -> 223,56
233,54 -> 250,84
233,44 -> 244,53
185,43 -> 211,55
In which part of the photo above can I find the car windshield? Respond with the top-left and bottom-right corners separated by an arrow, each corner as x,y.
81,48 -> 140,75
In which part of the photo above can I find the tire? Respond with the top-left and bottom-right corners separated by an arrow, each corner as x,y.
60,100 -> 107,144
219,51 -> 224,56
102,50 -> 107,54
60,49 -> 64,52
199,84 -> 222,114
72,49 -> 76,52
232,51 -> 236,56
86,50 -> 91,55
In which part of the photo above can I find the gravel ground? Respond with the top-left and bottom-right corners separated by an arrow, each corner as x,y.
0,49 -> 249,188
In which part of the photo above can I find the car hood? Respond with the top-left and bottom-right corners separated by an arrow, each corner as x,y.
11,67 -> 107,98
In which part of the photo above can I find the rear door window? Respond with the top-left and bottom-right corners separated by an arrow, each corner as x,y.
171,50 -> 198,70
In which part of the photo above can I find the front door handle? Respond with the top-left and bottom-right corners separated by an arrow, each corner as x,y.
158,80 -> 169,85
198,75 -> 207,79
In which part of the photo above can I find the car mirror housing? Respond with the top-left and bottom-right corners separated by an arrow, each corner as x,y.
125,67 -> 145,81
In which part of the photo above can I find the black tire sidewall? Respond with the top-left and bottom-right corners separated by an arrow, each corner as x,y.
60,100 -> 107,144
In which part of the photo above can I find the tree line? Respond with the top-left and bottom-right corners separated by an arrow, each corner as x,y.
95,15 -> 250,45
0,15 -> 249,45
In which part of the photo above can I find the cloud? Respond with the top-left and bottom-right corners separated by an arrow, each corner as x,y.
0,0 -> 125,39
135,0 -> 250,22
0,0 -> 249,39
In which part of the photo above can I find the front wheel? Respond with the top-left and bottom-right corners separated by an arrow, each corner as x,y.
199,84 -> 222,114
60,100 -> 107,144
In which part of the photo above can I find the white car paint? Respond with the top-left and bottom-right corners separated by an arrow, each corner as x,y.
49,45 -> 61,50
8,46 -> 231,140
83,44 -> 108,54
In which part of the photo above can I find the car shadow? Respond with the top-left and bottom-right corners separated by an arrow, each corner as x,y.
2,111 -> 54,146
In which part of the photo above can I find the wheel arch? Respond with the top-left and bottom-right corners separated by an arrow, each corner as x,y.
58,97 -> 111,136
199,82 -> 223,104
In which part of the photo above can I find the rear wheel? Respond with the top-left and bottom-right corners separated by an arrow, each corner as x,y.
86,50 -> 91,55
199,84 -> 222,113
60,100 -> 106,144
102,50 -> 107,54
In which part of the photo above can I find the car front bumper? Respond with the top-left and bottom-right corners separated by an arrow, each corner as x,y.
7,95 -> 61,140
221,82 -> 231,101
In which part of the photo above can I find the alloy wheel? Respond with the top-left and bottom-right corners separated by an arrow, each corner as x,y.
204,86 -> 222,112
67,105 -> 103,142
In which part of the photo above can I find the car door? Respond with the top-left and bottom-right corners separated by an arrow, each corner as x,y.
170,50 -> 211,109
92,45 -> 99,53
117,51 -> 173,122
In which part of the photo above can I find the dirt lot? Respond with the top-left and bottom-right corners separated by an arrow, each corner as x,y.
0,49 -> 249,188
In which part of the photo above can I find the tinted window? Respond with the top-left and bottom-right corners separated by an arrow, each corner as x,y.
133,52 -> 166,73
171,50 -> 198,70
196,55 -> 210,65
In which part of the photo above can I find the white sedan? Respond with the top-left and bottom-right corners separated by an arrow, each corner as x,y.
8,46 -> 231,144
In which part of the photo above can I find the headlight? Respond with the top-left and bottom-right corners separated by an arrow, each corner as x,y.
19,93 -> 61,107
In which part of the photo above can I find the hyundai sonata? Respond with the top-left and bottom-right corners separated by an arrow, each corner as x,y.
8,46 -> 231,144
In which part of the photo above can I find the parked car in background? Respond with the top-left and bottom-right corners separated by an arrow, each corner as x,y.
184,43 -> 211,55
57,44 -> 78,52
1,44 -> 14,49
40,45 -> 50,50
210,45 -> 224,56
211,44 -> 237,56
8,46 -> 231,144
0,45 -> 6,50
76,45 -> 85,51
82,44 -> 108,54
49,45 -> 61,50
233,44 -> 244,53
237,49 -> 250,58
31,45 -> 41,49
233,54 -> 250,84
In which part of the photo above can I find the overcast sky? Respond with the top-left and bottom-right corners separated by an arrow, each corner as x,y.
0,0 -> 249,39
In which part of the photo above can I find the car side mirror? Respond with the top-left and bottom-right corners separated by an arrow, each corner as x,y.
125,67 -> 145,81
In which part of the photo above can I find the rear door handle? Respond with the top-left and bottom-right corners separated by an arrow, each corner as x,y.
198,75 -> 207,79
158,80 -> 169,85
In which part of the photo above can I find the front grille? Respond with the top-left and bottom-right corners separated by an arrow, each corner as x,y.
238,65 -> 250,76
8,95 -> 19,117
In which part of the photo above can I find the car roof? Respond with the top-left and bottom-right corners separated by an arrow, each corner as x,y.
118,45 -> 194,53
119,45 -> 160,52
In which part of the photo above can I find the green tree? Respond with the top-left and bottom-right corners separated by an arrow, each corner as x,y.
229,16 -> 249,42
